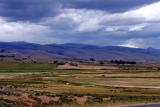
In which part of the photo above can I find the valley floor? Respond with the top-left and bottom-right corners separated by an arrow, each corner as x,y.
0,62 -> 160,107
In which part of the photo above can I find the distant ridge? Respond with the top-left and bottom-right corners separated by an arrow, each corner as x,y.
0,42 -> 160,63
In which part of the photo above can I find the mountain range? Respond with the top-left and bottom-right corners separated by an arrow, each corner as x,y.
0,42 -> 160,63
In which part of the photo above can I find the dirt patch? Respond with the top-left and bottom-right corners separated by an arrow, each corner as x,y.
73,96 -> 88,105
37,96 -> 60,103
79,65 -> 118,70
0,94 -> 36,107
57,63 -> 118,70
57,63 -> 79,69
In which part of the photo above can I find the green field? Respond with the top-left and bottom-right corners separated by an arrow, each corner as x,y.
0,62 -> 57,73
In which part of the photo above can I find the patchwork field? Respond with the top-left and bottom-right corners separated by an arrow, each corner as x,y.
0,62 -> 160,107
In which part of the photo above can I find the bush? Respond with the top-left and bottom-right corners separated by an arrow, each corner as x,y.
110,60 -> 136,65
69,62 -> 78,67
53,61 -> 66,65
99,61 -> 104,65
90,58 -> 96,62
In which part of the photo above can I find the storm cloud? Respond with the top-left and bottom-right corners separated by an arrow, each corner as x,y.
0,0 -> 160,48
61,0 -> 157,13
0,0 -> 61,21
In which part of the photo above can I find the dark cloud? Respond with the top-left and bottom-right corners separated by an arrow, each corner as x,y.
0,0 -> 61,21
0,0 -> 158,21
0,0 -> 160,48
61,0 -> 158,13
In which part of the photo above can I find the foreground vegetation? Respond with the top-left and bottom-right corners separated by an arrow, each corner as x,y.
0,62 -> 160,107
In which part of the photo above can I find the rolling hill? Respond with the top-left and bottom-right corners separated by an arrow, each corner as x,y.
0,42 -> 160,63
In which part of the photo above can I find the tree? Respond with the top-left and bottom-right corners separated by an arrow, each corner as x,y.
110,60 -> 136,65
99,61 -> 104,65
90,58 -> 96,61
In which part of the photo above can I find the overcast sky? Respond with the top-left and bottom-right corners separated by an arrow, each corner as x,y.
0,0 -> 160,48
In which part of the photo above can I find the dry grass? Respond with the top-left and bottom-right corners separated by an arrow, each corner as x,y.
0,63 -> 160,106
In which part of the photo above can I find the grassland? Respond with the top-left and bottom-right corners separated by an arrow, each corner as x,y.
0,62 -> 160,107
0,62 -> 57,73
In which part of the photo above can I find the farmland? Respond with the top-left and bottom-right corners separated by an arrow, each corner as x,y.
0,62 -> 160,107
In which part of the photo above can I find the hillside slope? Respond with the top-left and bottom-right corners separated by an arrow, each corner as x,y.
0,42 -> 160,63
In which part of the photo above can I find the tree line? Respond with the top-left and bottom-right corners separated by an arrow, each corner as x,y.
89,58 -> 136,65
